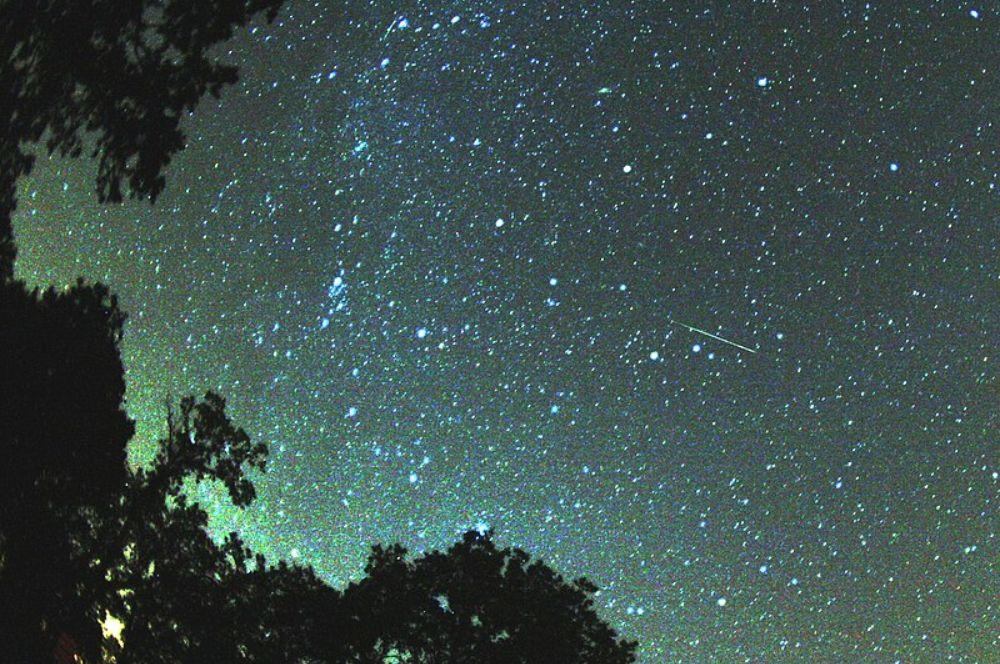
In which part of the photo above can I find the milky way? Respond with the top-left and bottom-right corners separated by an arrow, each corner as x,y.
13,2 -> 997,660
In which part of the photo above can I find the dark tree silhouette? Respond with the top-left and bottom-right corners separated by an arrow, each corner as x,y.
0,0 -> 284,650
107,392 -> 333,663
97,395 -> 636,663
0,278 -> 133,662
0,0 -> 286,279
0,323 -> 637,661
330,531 -> 638,663
0,1 -> 638,660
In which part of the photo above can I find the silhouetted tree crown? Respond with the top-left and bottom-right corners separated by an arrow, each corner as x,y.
0,0 -> 285,278
108,392 -> 330,663
0,278 -> 133,662
331,531 -> 639,663
0,0 -> 638,660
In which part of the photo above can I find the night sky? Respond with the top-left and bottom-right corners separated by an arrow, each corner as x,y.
12,2 -> 998,661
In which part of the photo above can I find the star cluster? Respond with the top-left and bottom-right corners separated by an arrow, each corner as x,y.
13,2 -> 997,661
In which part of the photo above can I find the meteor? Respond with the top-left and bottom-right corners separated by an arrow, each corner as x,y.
671,320 -> 758,354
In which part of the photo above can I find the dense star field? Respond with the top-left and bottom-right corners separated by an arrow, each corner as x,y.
11,2 -> 997,661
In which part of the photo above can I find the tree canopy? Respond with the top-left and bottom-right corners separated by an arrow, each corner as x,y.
332,531 -> 638,663
1,1 -> 286,656
0,278 -> 132,662
0,0 -> 637,660
107,392 -> 332,663
0,0 -> 285,278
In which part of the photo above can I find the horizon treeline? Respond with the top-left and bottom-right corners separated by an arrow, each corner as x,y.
0,0 -> 636,661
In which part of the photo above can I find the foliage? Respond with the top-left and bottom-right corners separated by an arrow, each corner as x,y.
0,278 -> 132,662
332,531 -> 638,663
0,0 -> 285,277
0,284 -> 637,661
108,392 -> 330,663
0,0 -> 637,660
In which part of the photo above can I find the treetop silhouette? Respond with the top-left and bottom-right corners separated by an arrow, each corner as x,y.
0,0 -> 638,659
108,391 -> 331,663
0,0 -> 285,279
333,530 -> 639,663
0,277 -> 133,662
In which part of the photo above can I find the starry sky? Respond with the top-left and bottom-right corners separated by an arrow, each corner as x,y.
12,1 -> 999,661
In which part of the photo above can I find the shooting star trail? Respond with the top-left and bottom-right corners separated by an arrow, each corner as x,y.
671,320 -> 758,354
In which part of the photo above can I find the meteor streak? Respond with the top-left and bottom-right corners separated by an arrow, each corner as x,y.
671,320 -> 758,354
